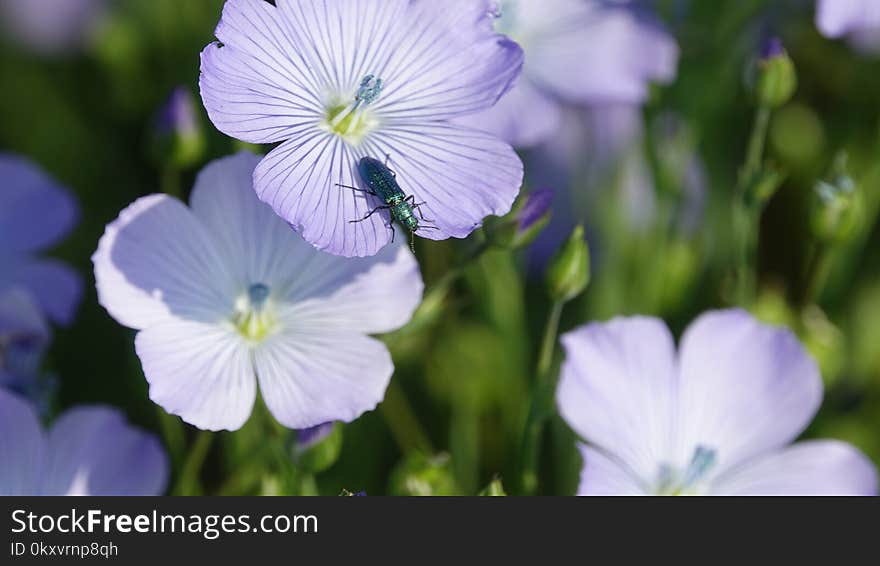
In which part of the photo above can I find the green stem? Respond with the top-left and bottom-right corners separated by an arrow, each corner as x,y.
803,242 -> 832,306
381,380 -> 433,455
734,105 -> 773,306
744,106 -> 772,183
156,407 -> 186,470
161,165 -> 181,199
173,430 -> 214,496
518,300 -> 565,495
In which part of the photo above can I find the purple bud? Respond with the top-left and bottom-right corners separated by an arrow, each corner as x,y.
760,36 -> 786,61
155,87 -> 199,137
297,422 -> 336,450
517,189 -> 554,233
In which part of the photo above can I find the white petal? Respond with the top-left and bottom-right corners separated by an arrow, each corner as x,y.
677,310 -> 823,474
557,317 -> 679,481
43,406 -> 169,496
577,445 -> 647,495
93,194 -> 235,329
0,389 -> 45,495
135,320 -> 256,432
254,327 -> 393,429
710,440 -> 878,495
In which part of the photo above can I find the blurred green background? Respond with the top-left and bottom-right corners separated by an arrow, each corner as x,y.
1,0 -> 878,495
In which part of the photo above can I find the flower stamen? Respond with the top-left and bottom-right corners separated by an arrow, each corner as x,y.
233,283 -> 277,342
323,75 -> 384,145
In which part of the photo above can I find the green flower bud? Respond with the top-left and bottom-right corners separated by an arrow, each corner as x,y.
485,189 -> 553,250
754,38 -> 797,109
388,453 -> 459,496
479,477 -> 506,496
811,155 -> 861,244
545,225 -> 591,303
294,422 -> 343,473
151,87 -> 205,169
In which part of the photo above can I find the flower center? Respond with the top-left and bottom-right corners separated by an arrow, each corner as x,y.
654,445 -> 718,495
232,283 -> 277,343
322,75 -> 383,145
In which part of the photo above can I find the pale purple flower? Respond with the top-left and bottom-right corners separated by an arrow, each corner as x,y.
93,153 -> 424,432
458,0 -> 679,147
816,0 -> 880,40
0,154 -> 82,326
558,310 -> 878,495
199,0 -> 524,258
297,422 -> 336,450
0,389 -> 168,495
0,289 -> 51,401
0,0 -> 107,55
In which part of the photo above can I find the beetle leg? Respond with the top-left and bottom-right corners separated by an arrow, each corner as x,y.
350,205 -> 391,224
407,196 -> 434,222
337,183 -> 377,197
387,223 -> 396,243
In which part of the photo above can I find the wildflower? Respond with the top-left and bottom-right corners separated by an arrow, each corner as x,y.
0,389 -> 168,495
458,0 -> 678,147
0,0 -> 107,55
0,154 -> 82,325
93,153 -> 424,431
0,289 -> 53,407
816,0 -> 880,40
558,310 -> 878,495
199,0 -> 525,257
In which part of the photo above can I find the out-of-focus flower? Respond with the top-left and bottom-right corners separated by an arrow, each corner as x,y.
0,289 -> 56,411
0,154 -> 82,326
295,422 -> 343,473
152,87 -> 206,169
0,389 -> 168,495
458,0 -> 679,147
199,0 -> 524,257
93,153 -> 424,432
0,0 -> 107,55
816,0 -> 880,40
558,310 -> 878,495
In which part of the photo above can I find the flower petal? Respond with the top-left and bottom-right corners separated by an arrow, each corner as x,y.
191,152 -> 423,330
0,153 -> 78,254
254,327 -> 393,429
576,445 -> 647,496
370,0 -> 524,121
522,0 -> 679,104
364,122 -> 523,240
557,317 -> 678,481
254,134 -> 396,257
0,258 -> 82,326
135,320 -> 256,432
43,406 -> 168,495
455,79 -> 562,148
677,310 -> 823,475
816,0 -> 880,39
93,194 -> 235,329
710,440 -> 878,495
0,389 -> 45,495
0,289 -> 50,387
199,0 -> 324,144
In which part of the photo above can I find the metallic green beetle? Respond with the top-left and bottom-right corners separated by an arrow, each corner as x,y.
338,155 -> 437,251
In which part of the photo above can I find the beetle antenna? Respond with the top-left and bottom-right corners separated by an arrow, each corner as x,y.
410,231 -> 415,254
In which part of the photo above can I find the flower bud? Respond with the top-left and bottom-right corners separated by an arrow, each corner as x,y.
294,422 -> 343,473
388,453 -> 459,496
754,37 -> 797,109
545,225 -> 591,303
485,189 -> 553,250
151,87 -> 205,169
479,477 -> 506,496
811,155 -> 861,244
